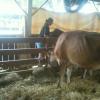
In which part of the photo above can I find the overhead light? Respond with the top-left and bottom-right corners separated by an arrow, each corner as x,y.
64,0 -> 88,12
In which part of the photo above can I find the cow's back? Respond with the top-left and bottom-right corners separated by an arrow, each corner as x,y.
54,30 -> 100,69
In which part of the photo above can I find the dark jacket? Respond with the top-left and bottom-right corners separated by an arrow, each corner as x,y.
40,23 -> 50,37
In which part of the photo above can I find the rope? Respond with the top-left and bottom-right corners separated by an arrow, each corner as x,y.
14,0 -> 27,15
32,0 -> 49,16
92,0 -> 100,18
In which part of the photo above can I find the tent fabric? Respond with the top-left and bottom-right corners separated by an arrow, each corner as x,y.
32,8 -> 100,34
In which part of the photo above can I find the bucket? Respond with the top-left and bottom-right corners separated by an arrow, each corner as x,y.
35,42 -> 44,48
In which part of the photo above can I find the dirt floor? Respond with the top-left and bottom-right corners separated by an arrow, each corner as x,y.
0,67 -> 100,100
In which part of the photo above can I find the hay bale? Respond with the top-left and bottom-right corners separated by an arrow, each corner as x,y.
65,91 -> 84,100
0,72 -> 22,86
32,66 -> 59,83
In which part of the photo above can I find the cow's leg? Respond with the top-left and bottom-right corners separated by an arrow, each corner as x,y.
83,69 -> 93,79
57,63 -> 66,88
38,53 -> 43,67
66,67 -> 72,84
83,69 -> 87,79
89,70 -> 93,77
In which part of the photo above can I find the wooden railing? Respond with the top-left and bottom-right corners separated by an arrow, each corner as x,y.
0,37 -> 57,71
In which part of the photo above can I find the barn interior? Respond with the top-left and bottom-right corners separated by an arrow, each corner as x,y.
0,0 -> 100,100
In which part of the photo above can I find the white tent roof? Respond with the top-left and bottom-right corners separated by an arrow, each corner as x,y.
0,0 -> 25,15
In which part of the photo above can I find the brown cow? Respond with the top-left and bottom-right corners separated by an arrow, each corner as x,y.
54,30 -> 100,87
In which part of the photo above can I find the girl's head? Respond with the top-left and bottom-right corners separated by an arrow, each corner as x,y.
46,17 -> 53,26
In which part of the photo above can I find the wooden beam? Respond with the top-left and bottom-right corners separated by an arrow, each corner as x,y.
0,58 -> 39,66
0,47 -> 53,55
0,37 -> 57,43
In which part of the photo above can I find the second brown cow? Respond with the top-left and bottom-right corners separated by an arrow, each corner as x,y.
54,30 -> 100,87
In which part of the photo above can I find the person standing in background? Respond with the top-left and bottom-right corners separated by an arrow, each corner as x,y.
40,17 -> 54,37
35,17 -> 54,48
36,17 -> 54,67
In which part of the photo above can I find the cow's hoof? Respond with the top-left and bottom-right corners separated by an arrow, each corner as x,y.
57,82 -> 62,88
57,84 -> 61,88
